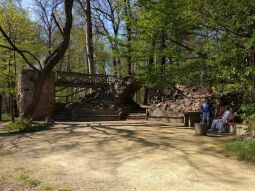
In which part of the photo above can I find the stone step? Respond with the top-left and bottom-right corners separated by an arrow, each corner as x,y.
125,112 -> 147,120
126,113 -> 146,116
53,111 -> 71,121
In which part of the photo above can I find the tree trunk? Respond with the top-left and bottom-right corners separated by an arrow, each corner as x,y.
160,35 -> 166,70
113,58 -> 117,76
86,0 -> 94,74
10,95 -> 15,122
125,0 -> 132,75
23,0 -> 74,118
143,88 -> 149,105
143,54 -> 154,105
0,94 -> 2,121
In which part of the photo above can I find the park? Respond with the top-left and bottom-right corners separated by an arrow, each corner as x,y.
1,0 -> 255,190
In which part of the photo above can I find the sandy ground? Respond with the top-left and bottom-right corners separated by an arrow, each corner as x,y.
0,120 -> 255,191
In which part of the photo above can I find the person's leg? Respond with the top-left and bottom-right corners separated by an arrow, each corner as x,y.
206,112 -> 210,125
211,119 -> 218,131
202,112 -> 206,124
217,119 -> 225,132
211,119 -> 217,130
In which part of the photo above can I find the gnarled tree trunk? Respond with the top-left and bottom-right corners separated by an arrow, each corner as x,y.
21,0 -> 74,118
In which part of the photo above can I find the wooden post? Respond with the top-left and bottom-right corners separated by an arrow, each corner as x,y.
184,113 -> 189,127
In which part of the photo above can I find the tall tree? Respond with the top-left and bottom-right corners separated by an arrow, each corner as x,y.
0,0 -> 74,117
77,0 -> 94,74
0,1 -> 40,121
124,0 -> 132,75
92,0 -> 122,75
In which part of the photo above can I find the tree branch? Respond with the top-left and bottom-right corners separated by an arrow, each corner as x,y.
43,0 -> 74,72
0,44 -> 43,70
0,26 -> 40,72
51,13 -> 64,36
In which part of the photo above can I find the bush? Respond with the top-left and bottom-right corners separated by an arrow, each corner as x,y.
7,118 -> 51,133
1,113 -> 11,121
241,103 -> 255,123
224,139 -> 255,161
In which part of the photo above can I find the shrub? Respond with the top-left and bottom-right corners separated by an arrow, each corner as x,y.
241,103 -> 255,124
1,113 -> 11,121
7,118 -> 51,133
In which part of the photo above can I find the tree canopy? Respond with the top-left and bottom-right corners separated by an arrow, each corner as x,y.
1,0 -> 255,120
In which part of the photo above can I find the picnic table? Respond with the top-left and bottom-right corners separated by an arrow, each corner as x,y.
184,112 -> 201,127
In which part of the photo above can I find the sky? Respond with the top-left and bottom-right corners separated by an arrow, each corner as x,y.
21,0 -> 33,8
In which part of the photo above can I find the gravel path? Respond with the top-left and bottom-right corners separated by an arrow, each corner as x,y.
0,121 -> 255,191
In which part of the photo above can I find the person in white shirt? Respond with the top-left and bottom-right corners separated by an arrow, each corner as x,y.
210,106 -> 232,133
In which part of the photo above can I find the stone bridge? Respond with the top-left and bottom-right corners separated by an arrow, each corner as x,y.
55,71 -> 116,88
18,70 -> 116,120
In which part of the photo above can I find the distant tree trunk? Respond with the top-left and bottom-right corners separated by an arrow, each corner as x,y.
143,88 -> 149,105
125,0 -> 132,75
160,35 -> 166,70
143,56 -> 154,105
85,0 -> 94,74
113,58 -> 117,76
0,95 -> 2,121
10,95 -> 15,122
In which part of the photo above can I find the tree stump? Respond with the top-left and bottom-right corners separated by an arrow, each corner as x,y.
194,123 -> 207,135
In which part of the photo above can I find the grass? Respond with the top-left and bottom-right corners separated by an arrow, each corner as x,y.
17,171 -> 41,188
224,139 -> 255,162
42,184 -> 54,191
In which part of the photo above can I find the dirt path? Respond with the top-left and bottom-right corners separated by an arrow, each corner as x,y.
0,121 -> 254,191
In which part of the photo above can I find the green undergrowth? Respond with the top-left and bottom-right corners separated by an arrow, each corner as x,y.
6,118 -> 51,133
16,169 -> 41,188
223,139 -> 255,162
15,168 -> 56,190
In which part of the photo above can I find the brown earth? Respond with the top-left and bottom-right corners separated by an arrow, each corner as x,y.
0,121 -> 255,191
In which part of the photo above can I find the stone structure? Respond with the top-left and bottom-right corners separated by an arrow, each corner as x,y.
67,75 -> 141,120
147,85 -> 217,124
18,70 -> 55,120
18,70 -> 140,121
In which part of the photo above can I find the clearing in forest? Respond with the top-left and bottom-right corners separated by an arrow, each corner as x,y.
0,121 -> 255,191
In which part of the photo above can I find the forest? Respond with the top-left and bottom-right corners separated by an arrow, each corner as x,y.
1,1 -> 255,190
0,0 -> 255,121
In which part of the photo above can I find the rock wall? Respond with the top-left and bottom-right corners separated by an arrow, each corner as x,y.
148,85 -> 218,119
18,70 -> 55,120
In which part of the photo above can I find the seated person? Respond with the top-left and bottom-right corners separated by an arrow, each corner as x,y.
210,106 -> 232,132
217,106 -> 225,119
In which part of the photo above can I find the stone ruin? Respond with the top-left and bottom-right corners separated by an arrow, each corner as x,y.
147,85 -> 217,123
67,75 -> 141,119
18,70 -> 140,120
147,85 -> 242,123
18,70 -> 55,120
